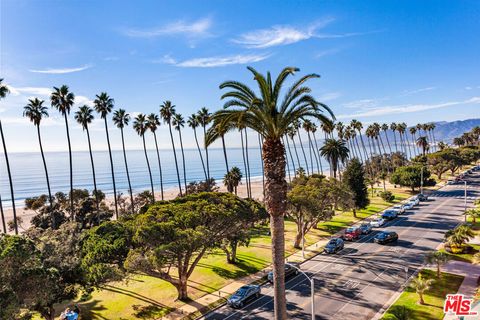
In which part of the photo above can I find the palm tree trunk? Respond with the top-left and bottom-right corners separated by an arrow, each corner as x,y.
85,126 -> 99,209
104,118 -> 119,219
297,131 -> 310,175
221,135 -> 229,173
281,137 -> 291,183
392,131 -> 398,152
378,134 -> 387,155
312,131 -> 324,175
258,133 -> 265,197
354,136 -> 364,162
431,129 -> 437,152
63,115 -> 74,221
307,132 -> 320,174
193,127 -> 208,181
36,125 -> 53,209
141,135 -> 155,202
291,136 -> 302,173
0,194 -> 6,233
168,122 -> 183,196
203,125 -> 210,182
240,130 -> 250,198
152,132 -> 162,201
120,127 -> 135,213
284,136 -> 296,177
358,132 -> 369,161
262,138 -> 288,320
244,128 -> 252,198
384,131 -> 392,154
178,129 -> 188,194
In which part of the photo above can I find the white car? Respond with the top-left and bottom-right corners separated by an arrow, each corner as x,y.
446,179 -> 455,185
409,197 -> 420,205
370,217 -> 386,228
403,202 -> 414,210
393,205 -> 405,214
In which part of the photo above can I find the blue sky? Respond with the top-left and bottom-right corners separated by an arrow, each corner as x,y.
1,0 -> 479,152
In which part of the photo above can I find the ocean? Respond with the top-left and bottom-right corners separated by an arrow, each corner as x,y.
0,146 -> 330,208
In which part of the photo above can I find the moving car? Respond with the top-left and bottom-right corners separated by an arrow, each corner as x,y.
393,204 -> 405,214
342,227 -> 362,241
403,202 -> 414,210
359,223 -> 372,234
324,238 -> 344,254
373,231 -> 399,244
227,285 -> 261,308
381,210 -> 398,220
267,263 -> 298,283
370,217 -> 386,228
417,193 -> 429,201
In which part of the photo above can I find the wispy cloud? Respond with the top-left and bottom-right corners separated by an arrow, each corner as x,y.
337,97 -> 480,119
29,64 -> 92,74
318,92 -> 342,102
400,86 -> 436,96
8,86 -> 52,97
342,98 -> 385,110
123,17 -> 212,38
315,48 -> 341,59
164,53 -> 270,68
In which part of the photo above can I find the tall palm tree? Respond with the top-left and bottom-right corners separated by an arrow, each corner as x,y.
94,92 -> 118,218
239,124 -> 251,197
206,119 -> 231,174
23,98 -> 53,208
283,134 -> 296,178
160,101 -> 182,196
416,136 -> 429,156
197,107 -> 211,182
133,114 -> 155,201
51,85 -> 75,219
320,138 -> 349,179
287,126 -> 302,172
351,119 -> 369,161
146,113 -> 163,201
172,113 -> 188,193
311,123 -> 324,175
365,125 -> 377,157
74,105 -> 99,208
0,79 -> 17,234
223,166 -> 242,194
258,132 -> 265,197
390,122 -> 398,153
381,123 -> 392,154
409,127 -> 419,156
303,120 -> 320,173
187,114 -> 208,181
211,66 -> 333,318
112,109 -> 134,213
244,127 -> 252,197
398,122 -> 410,159
294,120 -> 310,175
0,194 -> 5,233
372,122 -> 386,154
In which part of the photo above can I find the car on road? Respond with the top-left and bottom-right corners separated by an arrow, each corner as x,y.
324,238 -> 344,254
373,231 -> 399,244
409,196 -> 420,205
447,179 -> 455,185
370,217 -> 386,228
403,202 -> 414,210
381,210 -> 398,220
267,263 -> 298,283
393,204 -> 405,214
417,193 -> 429,201
342,227 -> 362,241
227,285 -> 261,308
359,223 -> 372,234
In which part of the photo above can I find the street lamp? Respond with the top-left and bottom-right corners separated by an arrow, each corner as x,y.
285,263 -> 315,319
420,165 -> 424,194
464,180 -> 468,222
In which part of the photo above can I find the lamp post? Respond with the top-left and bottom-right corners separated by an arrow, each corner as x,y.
285,263 -> 315,319
420,165 -> 424,194
464,180 -> 468,222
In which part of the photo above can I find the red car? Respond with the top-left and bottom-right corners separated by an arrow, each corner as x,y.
343,227 -> 362,241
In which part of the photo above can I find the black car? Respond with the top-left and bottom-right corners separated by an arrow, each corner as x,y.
373,231 -> 399,244
267,263 -> 298,283
381,210 -> 397,221
227,285 -> 261,308
417,193 -> 429,201
324,238 -> 344,254
359,223 -> 372,234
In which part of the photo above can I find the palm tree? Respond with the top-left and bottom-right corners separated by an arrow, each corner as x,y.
464,208 -> 480,224
390,122 -> 398,153
146,113 -> 163,201
373,123 -> 386,155
50,85 -> 75,219
112,109 -> 134,213
283,134 -> 296,178
258,133 -> 265,197
93,92 -> 118,218
0,194 -> 5,233
303,120 -> 320,173
172,113 -> 188,193
425,251 -> 449,278
382,123 -> 392,154
74,105 -> 99,209
351,119 -> 369,161
206,119 -> 231,174
416,136 -> 429,156
187,114 -> 208,181
224,166 -> 242,194
311,123 -> 324,175
23,98 -> 53,208
320,138 -> 349,179
428,123 -> 437,152
239,124 -> 251,197
294,120 -> 310,175
210,66 -> 333,319
287,126 -> 302,172
133,114 -> 155,201
160,101 -> 183,196
409,274 -> 434,305
398,123 -> 410,159
409,127 -> 419,156
197,107 -> 211,182
0,79 -> 17,234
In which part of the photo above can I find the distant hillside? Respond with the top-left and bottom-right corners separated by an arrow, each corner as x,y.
428,118 -> 480,142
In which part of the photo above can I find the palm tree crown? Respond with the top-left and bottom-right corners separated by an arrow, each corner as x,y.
24,98 -> 49,126
112,109 -> 131,128
74,105 -> 94,129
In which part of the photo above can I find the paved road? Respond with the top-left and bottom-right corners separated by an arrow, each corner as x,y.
203,171 -> 480,320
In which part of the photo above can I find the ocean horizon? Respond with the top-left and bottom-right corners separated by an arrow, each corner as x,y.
0,146 -> 330,208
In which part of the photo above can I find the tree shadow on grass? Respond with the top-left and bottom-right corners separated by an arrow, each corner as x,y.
209,258 -> 262,279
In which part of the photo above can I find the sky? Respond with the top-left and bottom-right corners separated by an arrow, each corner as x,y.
1,0 -> 479,153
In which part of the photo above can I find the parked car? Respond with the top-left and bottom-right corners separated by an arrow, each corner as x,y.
370,217 -> 386,228
373,231 -> 399,244
447,179 -> 455,185
409,196 -> 420,205
342,227 -> 362,241
403,202 -> 414,210
382,210 -> 397,221
267,263 -> 298,283
359,223 -> 372,234
393,204 -> 405,214
417,193 -> 429,201
324,238 -> 344,254
227,285 -> 261,308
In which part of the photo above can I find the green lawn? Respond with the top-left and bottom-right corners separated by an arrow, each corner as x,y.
43,189 -> 410,320
382,269 -> 464,320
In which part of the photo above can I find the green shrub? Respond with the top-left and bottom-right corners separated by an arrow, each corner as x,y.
380,191 -> 395,202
